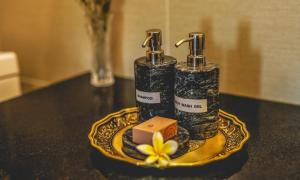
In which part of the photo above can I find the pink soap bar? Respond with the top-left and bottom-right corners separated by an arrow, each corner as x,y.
132,116 -> 177,144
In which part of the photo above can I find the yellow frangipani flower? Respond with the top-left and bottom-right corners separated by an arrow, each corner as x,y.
136,131 -> 178,167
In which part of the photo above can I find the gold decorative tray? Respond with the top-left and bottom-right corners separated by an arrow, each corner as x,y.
88,107 -> 250,168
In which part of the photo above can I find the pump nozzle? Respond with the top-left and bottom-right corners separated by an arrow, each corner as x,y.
141,29 -> 164,64
175,32 -> 206,67
175,37 -> 193,47
142,35 -> 153,48
142,29 -> 162,51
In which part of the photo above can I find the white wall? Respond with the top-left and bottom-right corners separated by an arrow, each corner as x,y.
113,0 -> 300,105
0,0 -> 299,105
0,0 -> 91,86
168,0 -> 300,105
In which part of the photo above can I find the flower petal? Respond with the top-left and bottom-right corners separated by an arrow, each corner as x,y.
153,131 -> 164,154
161,153 -> 170,161
136,144 -> 155,155
162,140 -> 178,155
145,155 -> 159,164
158,156 -> 169,166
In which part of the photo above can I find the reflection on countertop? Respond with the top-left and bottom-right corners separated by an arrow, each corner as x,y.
0,73 -> 299,179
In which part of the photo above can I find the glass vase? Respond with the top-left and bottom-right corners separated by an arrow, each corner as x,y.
81,0 -> 115,87
89,29 -> 114,87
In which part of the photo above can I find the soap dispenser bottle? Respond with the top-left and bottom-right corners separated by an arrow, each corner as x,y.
174,32 -> 219,140
134,29 -> 177,122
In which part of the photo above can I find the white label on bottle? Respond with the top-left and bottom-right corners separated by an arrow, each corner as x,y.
174,96 -> 207,113
136,89 -> 161,104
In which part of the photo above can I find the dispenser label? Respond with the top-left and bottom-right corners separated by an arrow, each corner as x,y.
175,96 -> 207,113
136,89 -> 161,104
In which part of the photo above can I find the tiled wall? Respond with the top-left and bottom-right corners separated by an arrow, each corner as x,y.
110,0 -> 169,79
171,0 -> 300,105
112,0 -> 300,105
0,0 -> 300,105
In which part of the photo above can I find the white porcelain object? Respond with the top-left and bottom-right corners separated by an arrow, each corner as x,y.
0,52 -> 21,102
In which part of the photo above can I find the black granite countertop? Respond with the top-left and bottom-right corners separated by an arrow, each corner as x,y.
0,74 -> 299,179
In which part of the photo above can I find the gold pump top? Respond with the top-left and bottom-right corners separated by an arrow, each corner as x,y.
175,32 -> 206,67
142,29 -> 164,64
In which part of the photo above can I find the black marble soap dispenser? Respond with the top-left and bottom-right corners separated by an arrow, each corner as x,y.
174,32 -> 220,140
134,29 -> 177,122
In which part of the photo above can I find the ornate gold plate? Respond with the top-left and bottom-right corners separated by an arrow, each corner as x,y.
88,107 -> 250,168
